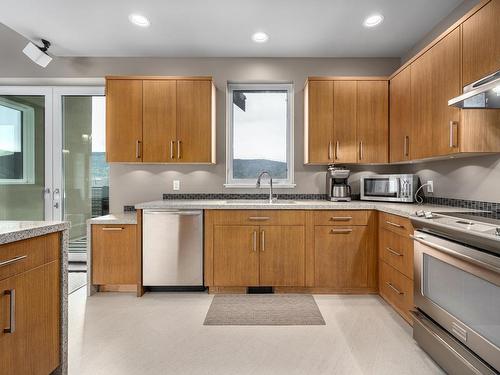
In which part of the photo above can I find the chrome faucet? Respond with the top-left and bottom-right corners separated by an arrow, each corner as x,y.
256,171 -> 276,204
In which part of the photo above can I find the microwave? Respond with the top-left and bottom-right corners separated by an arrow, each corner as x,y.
360,174 -> 419,203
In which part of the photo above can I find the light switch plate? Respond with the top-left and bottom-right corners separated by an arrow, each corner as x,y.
173,180 -> 180,191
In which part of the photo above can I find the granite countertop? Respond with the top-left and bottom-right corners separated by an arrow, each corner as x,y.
0,221 -> 70,245
133,199 -> 476,218
87,212 -> 138,225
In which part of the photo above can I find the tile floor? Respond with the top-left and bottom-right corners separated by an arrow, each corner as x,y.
68,288 -> 443,375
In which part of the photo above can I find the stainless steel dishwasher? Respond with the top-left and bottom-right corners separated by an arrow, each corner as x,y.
143,209 -> 203,287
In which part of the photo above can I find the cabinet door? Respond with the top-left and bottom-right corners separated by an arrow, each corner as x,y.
106,79 -> 143,162
314,226 -> 370,288
430,27 -> 461,156
390,67 -> 412,162
356,81 -> 388,163
143,80 -> 177,162
0,262 -> 60,375
306,81 -> 334,164
462,0 -> 500,85
411,51 -> 434,160
333,81 -> 357,163
176,80 -> 213,163
213,226 -> 259,286
92,224 -> 137,285
259,226 -> 305,287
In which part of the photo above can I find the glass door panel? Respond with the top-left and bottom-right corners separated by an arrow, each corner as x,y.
0,95 -> 46,220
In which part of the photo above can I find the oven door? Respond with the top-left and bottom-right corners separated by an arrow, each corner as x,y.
413,231 -> 500,372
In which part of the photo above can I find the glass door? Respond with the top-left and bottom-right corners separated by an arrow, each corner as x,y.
0,87 -> 53,220
53,87 -> 106,262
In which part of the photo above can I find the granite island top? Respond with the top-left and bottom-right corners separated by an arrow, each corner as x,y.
133,199 -> 479,218
0,220 -> 70,245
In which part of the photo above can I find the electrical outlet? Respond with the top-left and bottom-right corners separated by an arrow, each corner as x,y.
173,180 -> 180,191
427,180 -> 434,193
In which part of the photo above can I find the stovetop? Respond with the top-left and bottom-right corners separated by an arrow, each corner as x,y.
410,211 -> 500,255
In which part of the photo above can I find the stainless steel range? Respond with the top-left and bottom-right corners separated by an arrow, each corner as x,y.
410,211 -> 500,375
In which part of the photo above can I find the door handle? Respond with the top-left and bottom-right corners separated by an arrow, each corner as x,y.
136,140 -> 142,159
359,141 -> 363,160
248,217 -> 270,221
386,247 -> 403,257
329,229 -> 353,234
449,121 -> 458,148
385,220 -> 404,229
177,140 -> 181,159
261,230 -> 265,252
328,141 -> 333,160
102,227 -> 124,231
4,289 -> 16,334
386,282 -> 404,295
335,141 -> 339,160
404,136 -> 409,157
0,255 -> 27,268
170,140 -> 175,159
329,216 -> 352,221
252,231 -> 257,252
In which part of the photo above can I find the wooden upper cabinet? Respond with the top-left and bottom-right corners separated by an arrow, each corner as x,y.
333,81 -> 357,163
106,76 -> 215,164
259,226 -> 305,287
356,81 -> 389,163
106,79 -> 143,162
305,80 -> 334,164
177,80 -> 214,163
430,27 -> 461,156
142,80 -> 177,162
462,0 -> 500,85
389,67 -> 412,162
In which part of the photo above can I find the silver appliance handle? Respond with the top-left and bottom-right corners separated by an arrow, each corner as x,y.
144,211 -> 201,216
410,234 -> 500,273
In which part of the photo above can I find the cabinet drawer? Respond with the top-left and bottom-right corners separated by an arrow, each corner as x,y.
314,210 -> 368,226
379,212 -> 412,237
92,224 -> 137,285
379,228 -> 413,279
210,210 -> 305,226
0,233 -> 60,281
379,260 -> 413,320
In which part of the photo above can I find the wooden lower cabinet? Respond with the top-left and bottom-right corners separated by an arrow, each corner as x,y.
92,224 -> 138,286
0,259 -> 60,375
213,225 -> 260,286
379,260 -> 414,324
314,225 -> 376,290
259,226 -> 305,287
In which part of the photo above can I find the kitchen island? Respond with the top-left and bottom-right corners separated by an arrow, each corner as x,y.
0,220 -> 70,375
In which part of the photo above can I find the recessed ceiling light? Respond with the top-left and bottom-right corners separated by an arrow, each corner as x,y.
363,13 -> 384,28
252,32 -> 269,43
129,14 -> 150,27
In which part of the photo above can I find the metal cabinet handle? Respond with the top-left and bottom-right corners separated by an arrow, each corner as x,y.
102,227 -> 124,231
329,216 -> 352,221
261,230 -> 265,252
177,140 -> 182,159
4,289 -> 16,333
329,229 -> 353,234
386,247 -> 403,257
335,141 -> 339,160
170,140 -> 175,159
248,217 -> 270,221
386,282 -> 404,295
136,140 -> 141,159
328,141 -> 333,160
0,255 -> 27,268
252,231 -> 257,252
385,220 -> 404,229
359,141 -> 363,160
404,136 -> 409,157
449,121 -> 458,148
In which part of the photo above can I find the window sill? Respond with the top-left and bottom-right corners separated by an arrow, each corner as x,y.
223,183 -> 296,189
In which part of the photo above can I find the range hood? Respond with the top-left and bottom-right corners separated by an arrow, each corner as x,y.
449,70 -> 500,109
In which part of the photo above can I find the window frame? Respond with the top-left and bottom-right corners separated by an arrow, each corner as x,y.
225,82 -> 295,188
0,97 -> 35,185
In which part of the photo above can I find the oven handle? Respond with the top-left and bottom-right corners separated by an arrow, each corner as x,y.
410,234 -> 500,273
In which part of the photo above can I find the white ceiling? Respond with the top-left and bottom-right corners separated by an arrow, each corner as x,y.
0,0 -> 464,58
